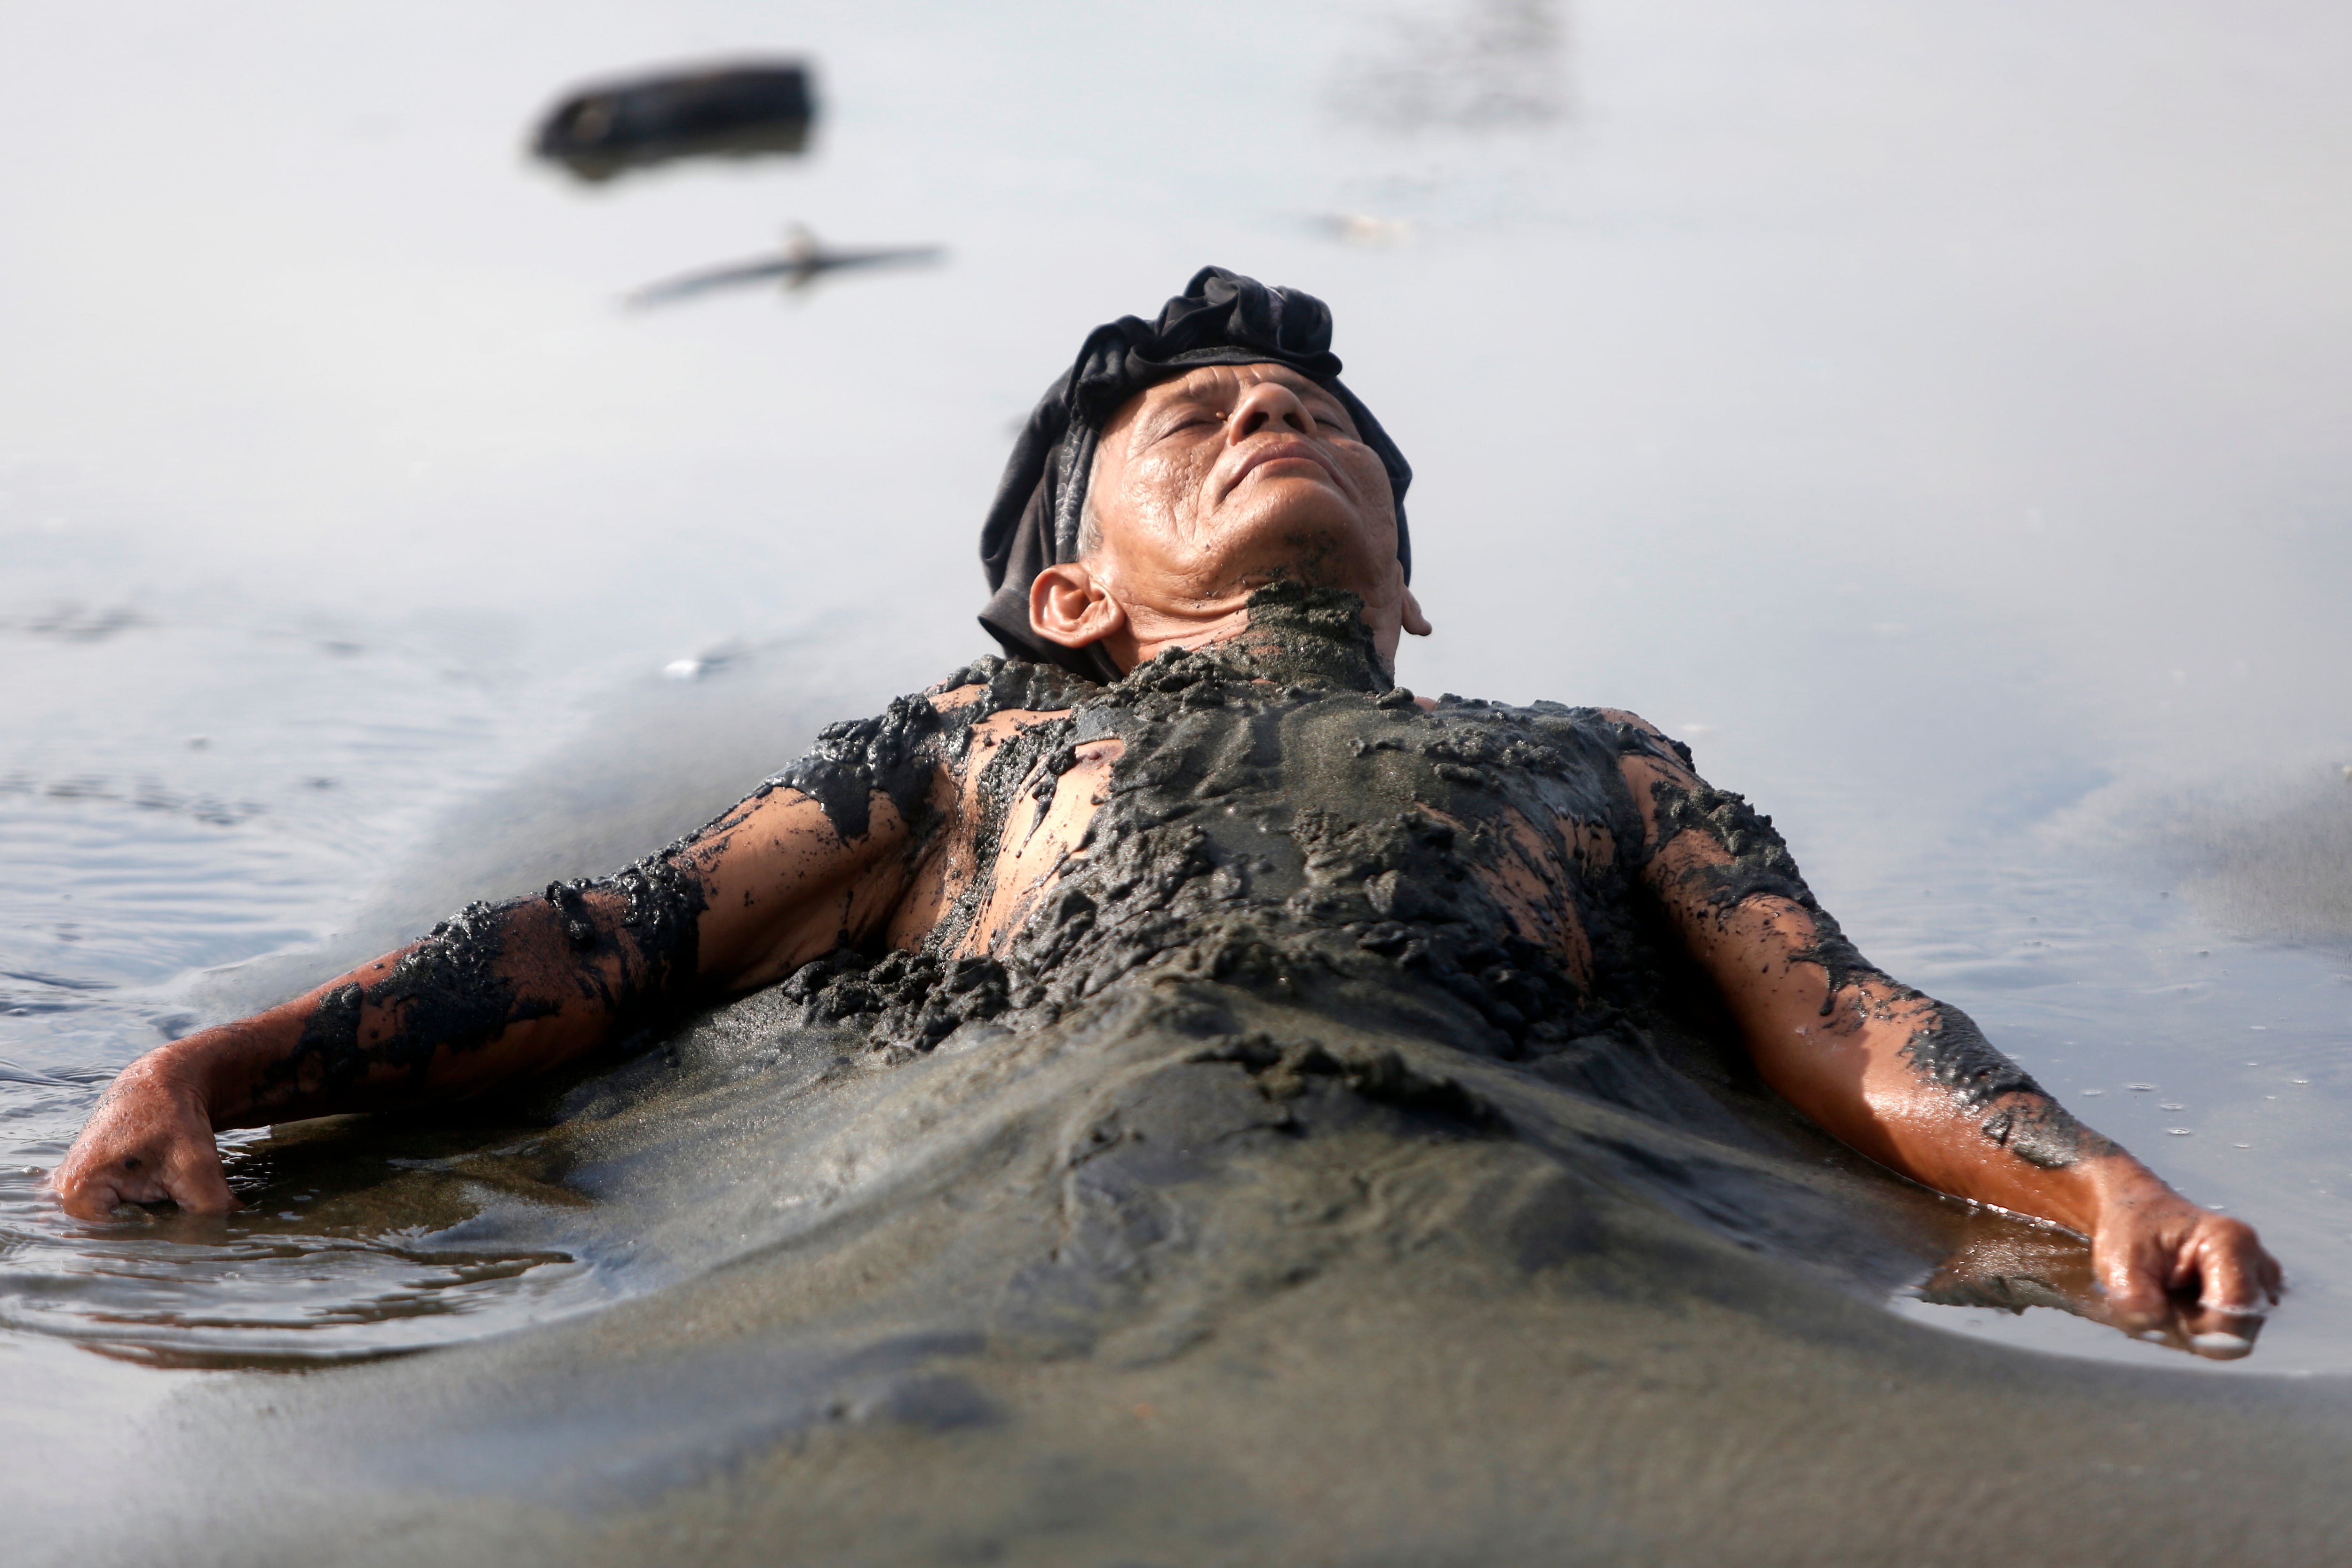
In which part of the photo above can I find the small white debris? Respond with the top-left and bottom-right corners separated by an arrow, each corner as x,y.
1315,212 -> 1415,248
663,658 -> 703,681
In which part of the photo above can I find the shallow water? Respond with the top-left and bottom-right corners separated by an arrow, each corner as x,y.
6,0 -> 2352,1556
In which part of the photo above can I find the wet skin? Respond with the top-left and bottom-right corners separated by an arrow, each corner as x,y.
55,364 -> 2280,1356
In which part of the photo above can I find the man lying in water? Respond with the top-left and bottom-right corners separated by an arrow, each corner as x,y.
55,267 -> 2280,1355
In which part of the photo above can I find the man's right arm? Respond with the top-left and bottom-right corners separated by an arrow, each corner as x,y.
51,781 -> 922,1220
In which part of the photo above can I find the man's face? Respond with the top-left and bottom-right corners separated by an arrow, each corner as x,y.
1085,362 -> 1401,609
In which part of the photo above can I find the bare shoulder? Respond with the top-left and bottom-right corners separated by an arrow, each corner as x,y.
919,657 -> 1104,776
1589,705 -> 1661,736
928,685 -> 1071,740
1581,708 -> 1696,777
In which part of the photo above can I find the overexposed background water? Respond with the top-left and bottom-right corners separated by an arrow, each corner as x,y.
6,0 -> 2352,1504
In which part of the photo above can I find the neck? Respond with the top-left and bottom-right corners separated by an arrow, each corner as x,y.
1117,581 -> 1392,692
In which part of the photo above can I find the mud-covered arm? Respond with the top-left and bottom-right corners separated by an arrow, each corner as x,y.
1597,711 -> 2281,1345
50,752 -> 933,1220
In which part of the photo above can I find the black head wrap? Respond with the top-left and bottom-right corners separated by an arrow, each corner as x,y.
977,266 -> 1414,682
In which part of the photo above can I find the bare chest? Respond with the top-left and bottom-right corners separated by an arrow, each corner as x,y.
886,699 -> 1625,990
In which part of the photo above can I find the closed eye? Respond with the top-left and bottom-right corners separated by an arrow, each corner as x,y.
1162,415 -> 1217,437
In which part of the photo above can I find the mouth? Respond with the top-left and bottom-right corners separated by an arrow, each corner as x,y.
1222,438 -> 1344,502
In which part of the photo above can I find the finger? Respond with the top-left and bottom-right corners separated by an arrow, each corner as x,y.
2241,1234 -> 2287,1304
53,1170 -> 125,1222
118,1150 -> 176,1201
165,1144 -> 237,1215
2094,1235 -> 2171,1332
2190,1223 -> 2270,1315
2172,1225 -> 2273,1356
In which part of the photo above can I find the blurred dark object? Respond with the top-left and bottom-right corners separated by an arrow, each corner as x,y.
625,225 -> 945,309
533,61 -> 816,182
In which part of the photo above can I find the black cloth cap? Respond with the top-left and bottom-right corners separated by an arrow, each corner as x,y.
977,266 -> 1413,682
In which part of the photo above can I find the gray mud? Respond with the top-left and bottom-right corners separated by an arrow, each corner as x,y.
64,592 -> 2352,1565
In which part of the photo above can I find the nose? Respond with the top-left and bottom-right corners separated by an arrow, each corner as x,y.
1227,378 -> 1317,444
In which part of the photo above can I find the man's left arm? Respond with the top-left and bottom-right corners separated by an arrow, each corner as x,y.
1602,712 -> 2282,1350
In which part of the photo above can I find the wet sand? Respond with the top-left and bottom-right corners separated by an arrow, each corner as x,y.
60,975 -> 2352,1567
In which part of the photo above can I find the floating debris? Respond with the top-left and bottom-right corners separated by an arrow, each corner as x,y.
1311,212 -> 1416,248
533,60 -> 815,182
660,641 -> 744,681
625,224 -> 944,309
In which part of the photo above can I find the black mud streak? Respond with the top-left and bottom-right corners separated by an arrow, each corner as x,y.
763,692 -> 947,844
757,661 -> 1103,847
369,902 -> 558,1081
262,901 -> 551,1102
1900,1004 -> 2039,1108
285,981 -> 366,1090
596,850 -> 709,1004
773,947 -> 1015,1061
536,840 -> 712,1017
261,842 -> 715,1108
1905,1004 -> 2119,1170
1636,770 -> 2110,1170
1192,1029 -> 1509,1134
1644,776 -> 1888,1004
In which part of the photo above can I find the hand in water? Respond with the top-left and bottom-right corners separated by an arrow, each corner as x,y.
49,1057 -> 235,1221
2091,1184 -> 2283,1358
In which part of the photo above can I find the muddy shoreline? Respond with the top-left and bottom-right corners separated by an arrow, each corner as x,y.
50,596 -> 2352,1564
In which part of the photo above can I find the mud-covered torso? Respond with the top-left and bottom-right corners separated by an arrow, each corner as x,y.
768,585 -> 1671,1061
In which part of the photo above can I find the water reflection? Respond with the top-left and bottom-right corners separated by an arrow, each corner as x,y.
1910,1211 -> 2264,1361
531,60 -> 816,183
0,1113 -> 596,1370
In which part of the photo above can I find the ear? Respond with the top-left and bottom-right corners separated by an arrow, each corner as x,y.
1029,562 -> 1129,651
1401,587 -> 1433,637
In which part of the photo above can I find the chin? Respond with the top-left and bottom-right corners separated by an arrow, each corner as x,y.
1201,492 -> 1395,594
